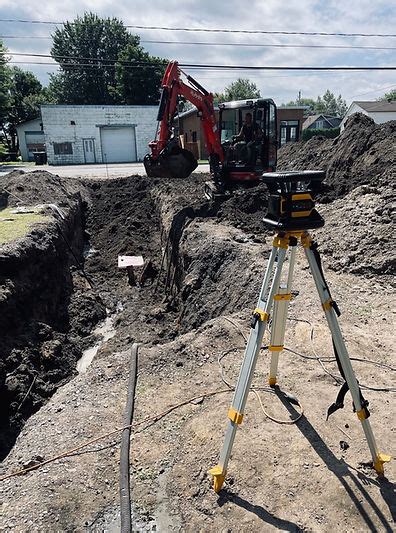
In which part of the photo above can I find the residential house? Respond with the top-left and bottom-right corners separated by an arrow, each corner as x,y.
40,105 -> 158,165
340,100 -> 396,131
303,114 -> 342,131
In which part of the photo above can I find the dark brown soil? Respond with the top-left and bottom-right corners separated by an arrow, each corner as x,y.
277,113 -> 396,203
0,167 -> 394,531
0,149 -> 394,531
0,171 -> 105,458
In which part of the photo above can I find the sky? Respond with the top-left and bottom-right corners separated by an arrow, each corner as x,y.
0,0 -> 395,106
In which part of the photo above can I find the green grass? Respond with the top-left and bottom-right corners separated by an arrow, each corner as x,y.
0,207 -> 49,245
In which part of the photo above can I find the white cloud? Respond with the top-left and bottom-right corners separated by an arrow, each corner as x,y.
1,0 -> 395,104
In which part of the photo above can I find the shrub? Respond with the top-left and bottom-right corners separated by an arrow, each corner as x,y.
302,127 -> 340,141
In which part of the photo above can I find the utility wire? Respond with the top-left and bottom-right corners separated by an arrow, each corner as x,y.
181,63 -> 396,71
141,40 -> 396,50
0,20 -> 396,38
6,58 -> 396,71
3,36 -> 396,51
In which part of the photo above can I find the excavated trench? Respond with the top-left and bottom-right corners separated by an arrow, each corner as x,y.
0,171 -> 271,460
1,153 -> 394,462
0,163 -> 395,531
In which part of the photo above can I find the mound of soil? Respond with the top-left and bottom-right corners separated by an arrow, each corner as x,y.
0,169 -> 84,208
215,183 -> 270,236
277,113 -> 396,202
0,171 -> 105,458
314,185 -> 395,279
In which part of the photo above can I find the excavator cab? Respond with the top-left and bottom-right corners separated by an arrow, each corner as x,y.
218,98 -> 277,185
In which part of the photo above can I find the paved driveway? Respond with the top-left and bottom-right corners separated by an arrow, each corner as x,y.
0,162 -> 210,179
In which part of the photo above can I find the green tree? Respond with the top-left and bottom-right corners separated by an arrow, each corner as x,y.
4,67 -> 45,151
0,41 -> 11,134
216,78 -> 261,103
114,44 -> 166,105
50,12 -> 164,105
378,89 -> 396,101
51,13 -> 135,104
315,90 -> 347,117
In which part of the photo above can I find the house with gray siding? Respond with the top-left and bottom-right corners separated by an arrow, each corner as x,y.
302,114 -> 342,130
40,105 -> 158,165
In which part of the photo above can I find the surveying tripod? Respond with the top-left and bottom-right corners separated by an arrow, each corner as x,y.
209,229 -> 390,493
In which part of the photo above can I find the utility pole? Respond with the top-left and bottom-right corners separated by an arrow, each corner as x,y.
298,90 -> 302,105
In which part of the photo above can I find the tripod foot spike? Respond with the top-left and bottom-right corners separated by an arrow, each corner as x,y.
373,453 -> 391,475
208,465 -> 226,493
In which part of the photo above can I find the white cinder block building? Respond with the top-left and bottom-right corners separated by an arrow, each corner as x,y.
40,105 -> 158,165
340,100 -> 396,131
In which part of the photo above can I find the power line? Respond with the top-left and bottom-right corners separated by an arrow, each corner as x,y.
183,64 -> 396,71
3,36 -> 396,51
0,19 -> 396,38
350,84 -> 396,97
142,40 -> 396,51
0,35 -> 52,39
10,62 -> 384,82
8,52 -> 164,66
8,59 -> 396,71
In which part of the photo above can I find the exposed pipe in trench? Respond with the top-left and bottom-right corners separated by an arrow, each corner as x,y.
119,343 -> 139,533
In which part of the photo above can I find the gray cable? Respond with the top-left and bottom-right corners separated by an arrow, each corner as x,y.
120,343 -> 139,533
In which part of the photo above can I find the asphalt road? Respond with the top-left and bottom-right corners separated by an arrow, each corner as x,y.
0,162 -> 210,179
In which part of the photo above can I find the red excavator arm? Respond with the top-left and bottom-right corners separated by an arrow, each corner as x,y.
144,61 -> 224,180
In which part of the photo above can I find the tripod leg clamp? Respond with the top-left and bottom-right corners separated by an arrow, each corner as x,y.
228,407 -> 243,425
251,308 -> 269,328
273,235 -> 289,249
356,406 -> 370,420
269,345 -> 283,352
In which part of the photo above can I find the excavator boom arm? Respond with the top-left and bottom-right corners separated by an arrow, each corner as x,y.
145,61 -> 223,179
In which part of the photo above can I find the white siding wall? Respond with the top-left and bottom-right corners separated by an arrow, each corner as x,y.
340,103 -> 396,131
40,105 -> 158,165
15,118 -> 44,161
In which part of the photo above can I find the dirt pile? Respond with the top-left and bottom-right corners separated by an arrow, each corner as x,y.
315,185 -> 395,279
0,171 -> 105,458
277,113 -> 396,202
277,113 -> 395,279
0,169 -> 84,208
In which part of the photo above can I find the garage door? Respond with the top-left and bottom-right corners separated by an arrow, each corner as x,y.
25,131 -> 45,161
100,127 -> 137,163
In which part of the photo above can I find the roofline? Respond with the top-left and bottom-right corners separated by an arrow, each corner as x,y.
15,116 -> 42,128
178,102 -> 308,118
347,100 -> 396,112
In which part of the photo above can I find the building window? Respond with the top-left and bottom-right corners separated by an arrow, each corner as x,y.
279,121 -> 300,146
315,120 -> 324,129
53,142 -> 73,155
192,131 -> 197,142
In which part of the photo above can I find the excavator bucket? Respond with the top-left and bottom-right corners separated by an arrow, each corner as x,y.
144,147 -> 198,179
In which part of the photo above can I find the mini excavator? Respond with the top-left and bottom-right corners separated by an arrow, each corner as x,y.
144,61 -> 278,197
